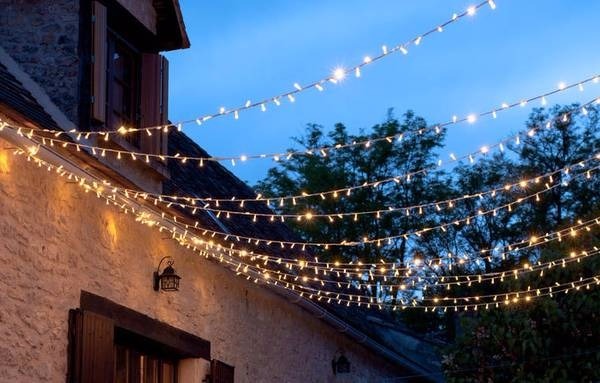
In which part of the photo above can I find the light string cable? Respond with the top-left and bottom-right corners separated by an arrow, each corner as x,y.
6,91 -> 598,221
106,171 -> 600,287
12,141 -> 599,285
159,212 -> 600,289
18,146 -> 600,274
76,144 -> 600,249
10,73 -> 599,170
8,145 -> 600,311
273,271 -> 600,311
117,151 -> 600,224
35,1 -> 498,138
137,215 -> 600,311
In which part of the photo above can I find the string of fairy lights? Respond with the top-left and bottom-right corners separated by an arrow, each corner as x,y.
10,146 -> 597,307
11,146 -> 600,286
3,142 -> 599,312
9,142 -> 600,278
24,0 -> 497,139
109,155 -> 599,224
29,129 -> 592,252
3,93 -> 597,218
5,74 -> 597,172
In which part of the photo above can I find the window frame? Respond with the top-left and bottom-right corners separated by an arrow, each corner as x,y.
106,28 -> 142,148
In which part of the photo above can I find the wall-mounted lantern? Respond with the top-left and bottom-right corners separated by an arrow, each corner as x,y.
332,352 -> 351,375
153,256 -> 181,292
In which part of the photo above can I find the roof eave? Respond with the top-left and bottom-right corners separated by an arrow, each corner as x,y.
154,0 -> 191,51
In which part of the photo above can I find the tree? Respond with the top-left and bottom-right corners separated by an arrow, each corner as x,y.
255,110 -> 447,265
255,104 -> 600,378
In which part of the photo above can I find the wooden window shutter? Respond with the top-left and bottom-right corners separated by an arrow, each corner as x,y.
211,359 -> 235,383
160,56 -> 169,156
91,1 -> 107,123
140,53 -> 162,155
67,309 -> 115,383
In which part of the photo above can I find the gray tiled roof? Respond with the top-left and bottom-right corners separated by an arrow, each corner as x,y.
0,61 -> 59,131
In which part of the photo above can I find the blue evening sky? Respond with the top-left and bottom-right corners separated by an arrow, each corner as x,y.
166,1 -> 600,185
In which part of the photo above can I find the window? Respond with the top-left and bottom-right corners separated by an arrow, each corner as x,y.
211,360 -> 235,383
67,292 -> 212,383
114,345 -> 176,383
91,1 -> 168,156
107,33 -> 141,147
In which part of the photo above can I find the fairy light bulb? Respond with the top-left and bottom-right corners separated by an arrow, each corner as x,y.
467,114 -> 477,123
333,68 -> 346,81
558,82 -> 566,90
467,6 -> 476,16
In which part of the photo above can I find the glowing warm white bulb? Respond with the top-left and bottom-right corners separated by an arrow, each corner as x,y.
467,114 -> 477,123
27,145 -> 40,156
333,68 -> 346,81
467,6 -> 476,16
488,0 -> 496,10
480,146 -> 489,154
219,107 -> 226,114
363,56 -> 372,63
240,155 -> 247,162
558,82 -> 566,90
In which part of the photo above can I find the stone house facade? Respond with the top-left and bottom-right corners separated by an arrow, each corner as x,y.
0,1 -> 440,382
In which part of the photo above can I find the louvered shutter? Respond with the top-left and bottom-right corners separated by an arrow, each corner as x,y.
160,56 -> 169,156
91,1 -> 107,123
67,309 -> 115,383
140,54 -> 169,157
211,359 -> 235,383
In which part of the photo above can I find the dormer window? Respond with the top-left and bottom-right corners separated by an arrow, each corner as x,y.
90,1 -> 168,157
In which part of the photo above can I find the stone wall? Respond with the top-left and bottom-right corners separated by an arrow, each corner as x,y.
0,0 -> 80,124
0,140 -> 402,382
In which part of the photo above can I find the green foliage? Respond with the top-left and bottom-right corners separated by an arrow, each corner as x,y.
255,110 -> 447,264
255,103 -> 600,380
443,230 -> 600,382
